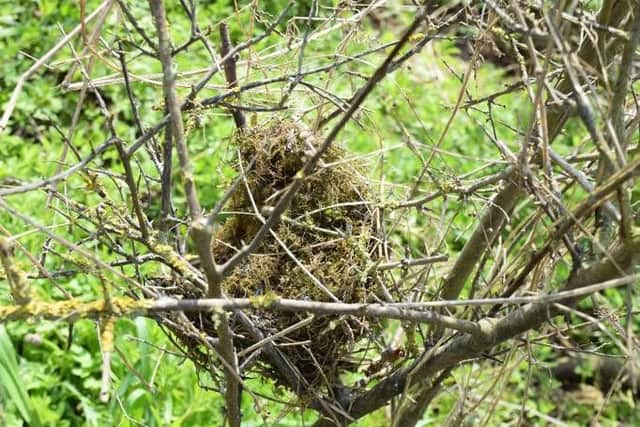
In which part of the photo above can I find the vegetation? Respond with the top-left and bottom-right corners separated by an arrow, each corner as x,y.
0,1 -> 639,426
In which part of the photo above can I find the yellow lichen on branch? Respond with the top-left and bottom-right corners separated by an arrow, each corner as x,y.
0,236 -> 32,304
0,297 -> 152,322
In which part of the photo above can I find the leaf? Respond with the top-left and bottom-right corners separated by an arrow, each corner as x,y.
0,325 -> 41,427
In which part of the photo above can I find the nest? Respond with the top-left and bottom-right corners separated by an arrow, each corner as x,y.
162,118 -> 377,389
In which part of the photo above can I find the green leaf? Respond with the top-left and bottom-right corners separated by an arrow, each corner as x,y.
0,325 -> 42,427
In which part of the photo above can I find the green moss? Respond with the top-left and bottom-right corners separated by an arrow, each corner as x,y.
182,118 -> 377,386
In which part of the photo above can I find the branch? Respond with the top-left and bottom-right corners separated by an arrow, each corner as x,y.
313,236 -> 640,426
609,6 -> 640,239
438,179 -> 523,300
147,1 -> 239,425
0,140 -> 115,197
149,0 -> 200,218
0,297 -> 483,334
609,2 -> 640,155
3,272 -> 639,326
219,22 -> 246,129
219,5 -> 431,279
0,0 -> 113,132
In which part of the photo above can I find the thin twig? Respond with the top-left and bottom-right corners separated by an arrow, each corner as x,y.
219,22 -> 246,129
0,0 -> 113,131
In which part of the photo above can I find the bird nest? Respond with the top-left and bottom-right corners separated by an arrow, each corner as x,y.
159,118 -> 377,389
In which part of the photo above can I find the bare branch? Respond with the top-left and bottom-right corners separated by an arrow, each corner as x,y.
219,22 -> 246,129
0,0 -> 113,132
314,237 -> 640,426
147,1 -> 238,425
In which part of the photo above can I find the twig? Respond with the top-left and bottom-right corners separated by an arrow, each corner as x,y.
0,197 -> 143,290
375,255 -> 448,271
0,140 -> 115,197
98,317 -> 115,403
548,148 -> 620,221
237,316 -> 314,358
187,3 -> 294,103
219,23 -> 246,129
0,0 -> 113,132
116,0 -> 158,52
114,139 -> 150,241
64,0 -> 383,92
219,6 -> 431,280
312,237 -> 640,427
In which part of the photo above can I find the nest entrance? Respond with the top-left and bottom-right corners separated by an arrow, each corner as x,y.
168,119 -> 377,388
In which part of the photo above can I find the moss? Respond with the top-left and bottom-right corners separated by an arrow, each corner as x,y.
167,118 -> 377,388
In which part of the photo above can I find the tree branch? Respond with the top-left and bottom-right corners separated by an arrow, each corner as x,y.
314,237 -> 640,426
147,1 -> 239,425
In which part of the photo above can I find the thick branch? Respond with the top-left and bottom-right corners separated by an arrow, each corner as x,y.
439,179 -> 523,300
314,237 -> 640,426
2,274 -> 639,323
0,297 -> 485,332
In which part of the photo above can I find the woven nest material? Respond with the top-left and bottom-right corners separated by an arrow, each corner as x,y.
163,118 -> 377,388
